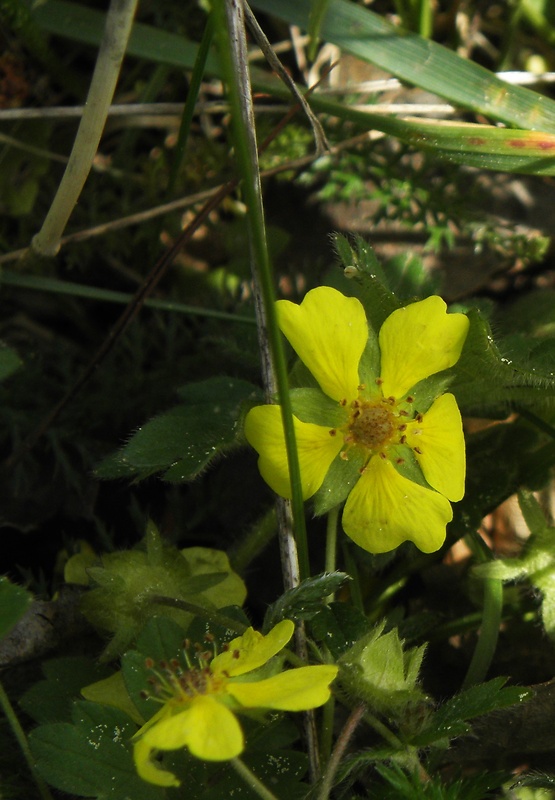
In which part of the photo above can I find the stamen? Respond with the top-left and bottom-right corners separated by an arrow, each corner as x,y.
400,435 -> 407,444
406,396 -> 414,403
376,378 -> 383,385
398,424 -> 407,432
340,451 -> 349,461
396,458 -> 405,464
415,413 -> 423,423
414,446 -> 423,454
329,429 -> 337,437
339,398 -> 347,407
379,452 -> 387,459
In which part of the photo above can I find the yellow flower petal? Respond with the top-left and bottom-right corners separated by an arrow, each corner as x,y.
140,697 -> 243,762
277,286 -> 368,402
405,393 -> 465,501
244,404 -> 343,500
228,665 -> 338,710
133,735 -> 180,787
212,620 -> 294,677
342,456 -> 452,554
379,296 -> 469,399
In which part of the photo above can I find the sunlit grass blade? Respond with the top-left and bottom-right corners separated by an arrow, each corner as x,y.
251,0 -> 555,133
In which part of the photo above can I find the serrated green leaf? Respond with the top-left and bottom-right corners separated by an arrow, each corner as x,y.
411,678 -> 533,746
96,377 -> 260,481
0,577 -> 32,641
19,657 -> 111,724
263,572 -> 351,629
30,702 -> 161,800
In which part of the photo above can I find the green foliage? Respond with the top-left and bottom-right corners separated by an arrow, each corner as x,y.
474,491 -> 555,640
77,524 -> 246,660
263,572 -> 351,629
29,701 -> 158,800
0,577 -> 32,640
339,622 -> 428,716
410,677 -> 533,747
96,377 -> 261,481
374,763 -> 508,799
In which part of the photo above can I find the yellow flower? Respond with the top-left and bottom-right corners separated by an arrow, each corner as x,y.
133,619 -> 337,787
244,287 -> 469,554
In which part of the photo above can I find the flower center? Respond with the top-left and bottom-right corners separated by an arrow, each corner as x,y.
142,635 -> 229,705
348,402 -> 395,450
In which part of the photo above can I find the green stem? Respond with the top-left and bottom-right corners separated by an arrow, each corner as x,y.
325,506 -> 340,577
0,680 -> 55,800
325,506 -> 340,604
230,758 -> 280,800
214,0 -> 310,580
168,14 -> 214,193
1,269 -> 255,324
149,596 -> 248,635
228,507 -> 277,574
32,0 -> 139,256
461,576 -> 503,689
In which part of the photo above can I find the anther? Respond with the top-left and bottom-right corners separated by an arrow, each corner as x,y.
145,657 -> 154,669
398,424 -> 407,432
416,413 -> 423,423
400,435 -> 407,444
357,384 -> 366,391
398,410 -> 409,417
379,452 -> 387,459
340,451 -> 349,461
232,649 -> 241,659
340,398 -> 347,407
376,378 -> 383,385
414,446 -> 423,454
329,429 -> 337,437
406,396 -> 414,403
396,458 -> 405,464
387,396 -> 396,405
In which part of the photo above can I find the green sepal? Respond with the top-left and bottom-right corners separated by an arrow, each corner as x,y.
289,388 -> 346,426
121,616 -> 189,722
389,445 -> 429,489
338,621 -> 427,716
332,233 -> 401,332
313,450 -> 364,516
79,524 -> 246,661
358,328 -> 381,395
402,372 -> 455,414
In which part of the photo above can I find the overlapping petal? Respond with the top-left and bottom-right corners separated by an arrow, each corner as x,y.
379,296 -> 469,399
228,665 -> 338,710
134,735 -> 180,787
405,393 -> 465,502
141,697 -> 243,765
244,404 -> 343,500
277,287 -> 368,402
212,619 -> 294,677
342,456 -> 453,554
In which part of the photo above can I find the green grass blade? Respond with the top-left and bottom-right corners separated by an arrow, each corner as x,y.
251,0 -> 555,133
29,0 -> 555,174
